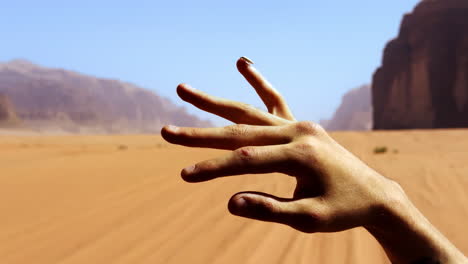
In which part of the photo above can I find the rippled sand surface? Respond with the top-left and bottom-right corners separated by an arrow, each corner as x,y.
0,130 -> 467,263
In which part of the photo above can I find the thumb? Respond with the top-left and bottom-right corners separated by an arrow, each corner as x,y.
228,192 -> 327,233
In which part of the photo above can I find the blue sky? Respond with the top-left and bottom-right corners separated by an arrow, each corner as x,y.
0,0 -> 420,125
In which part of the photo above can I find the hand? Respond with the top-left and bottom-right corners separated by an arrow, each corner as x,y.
161,57 -> 399,233
162,57 -> 467,263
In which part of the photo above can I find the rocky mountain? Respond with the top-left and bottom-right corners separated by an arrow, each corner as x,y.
0,59 -> 211,133
372,0 -> 468,129
322,85 -> 372,131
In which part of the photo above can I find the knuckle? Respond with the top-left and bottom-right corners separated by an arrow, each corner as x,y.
294,121 -> 324,136
292,140 -> 317,158
234,147 -> 256,162
293,141 -> 315,152
226,124 -> 249,137
286,140 -> 322,168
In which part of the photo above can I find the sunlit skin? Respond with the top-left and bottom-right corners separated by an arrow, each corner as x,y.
161,57 -> 467,264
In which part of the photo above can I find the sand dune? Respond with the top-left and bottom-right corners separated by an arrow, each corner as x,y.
0,130 -> 467,263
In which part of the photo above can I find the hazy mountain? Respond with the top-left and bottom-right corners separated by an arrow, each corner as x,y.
322,85 -> 372,131
0,59 -> 211,133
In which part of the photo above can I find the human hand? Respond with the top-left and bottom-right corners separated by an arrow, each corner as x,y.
161,57 -> 401,233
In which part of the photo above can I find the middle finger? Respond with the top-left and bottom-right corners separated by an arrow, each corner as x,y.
161,124 -> 293,150
177,83 -> 289,126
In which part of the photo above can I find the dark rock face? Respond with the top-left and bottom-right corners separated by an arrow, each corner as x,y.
372,0 -> 468,129
0,60 -> 211,133
323,85 -> 372,131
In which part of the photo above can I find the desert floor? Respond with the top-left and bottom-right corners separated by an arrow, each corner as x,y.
0,130 -> 467,264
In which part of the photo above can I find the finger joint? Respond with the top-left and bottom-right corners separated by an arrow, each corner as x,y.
226,124 -> 249,137
235,147 -> 256,163
294,121 -> 324,136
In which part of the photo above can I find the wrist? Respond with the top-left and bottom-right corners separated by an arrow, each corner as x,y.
364,180 -> 435,262
364,179 -> 466,264
365,179 -> 411,232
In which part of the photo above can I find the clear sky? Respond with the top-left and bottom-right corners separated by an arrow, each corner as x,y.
0,0 -> 420,125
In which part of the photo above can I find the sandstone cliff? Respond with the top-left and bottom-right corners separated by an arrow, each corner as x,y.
323,85 -> 372,131
0,60 -> 211,133
372,0 -> 468,129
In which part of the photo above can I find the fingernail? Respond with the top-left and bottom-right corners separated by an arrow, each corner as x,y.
165,125 -> 179,133
240,56 -> 254,65
182,165 -> 196,176
230,196 -> 248,215
180,83 -> 196,91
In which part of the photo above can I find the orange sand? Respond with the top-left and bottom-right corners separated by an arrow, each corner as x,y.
0,130 -> 467,263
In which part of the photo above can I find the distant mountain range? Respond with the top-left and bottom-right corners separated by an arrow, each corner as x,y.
321,85 -> 372,131
0,59 -> 376,133
0,59 -> 211,133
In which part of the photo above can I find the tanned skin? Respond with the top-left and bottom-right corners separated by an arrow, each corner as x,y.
161,57 -> 467,264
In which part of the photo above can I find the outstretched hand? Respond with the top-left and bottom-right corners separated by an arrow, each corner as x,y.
161,57 -> 468,263
161,57 -> 399,233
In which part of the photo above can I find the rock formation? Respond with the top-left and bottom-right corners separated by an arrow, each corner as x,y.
372,0 -> 468,129
0,59 -> 211,133
322,85 -> 372,131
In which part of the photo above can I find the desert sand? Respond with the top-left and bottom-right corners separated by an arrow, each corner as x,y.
0,130 -> 467,264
